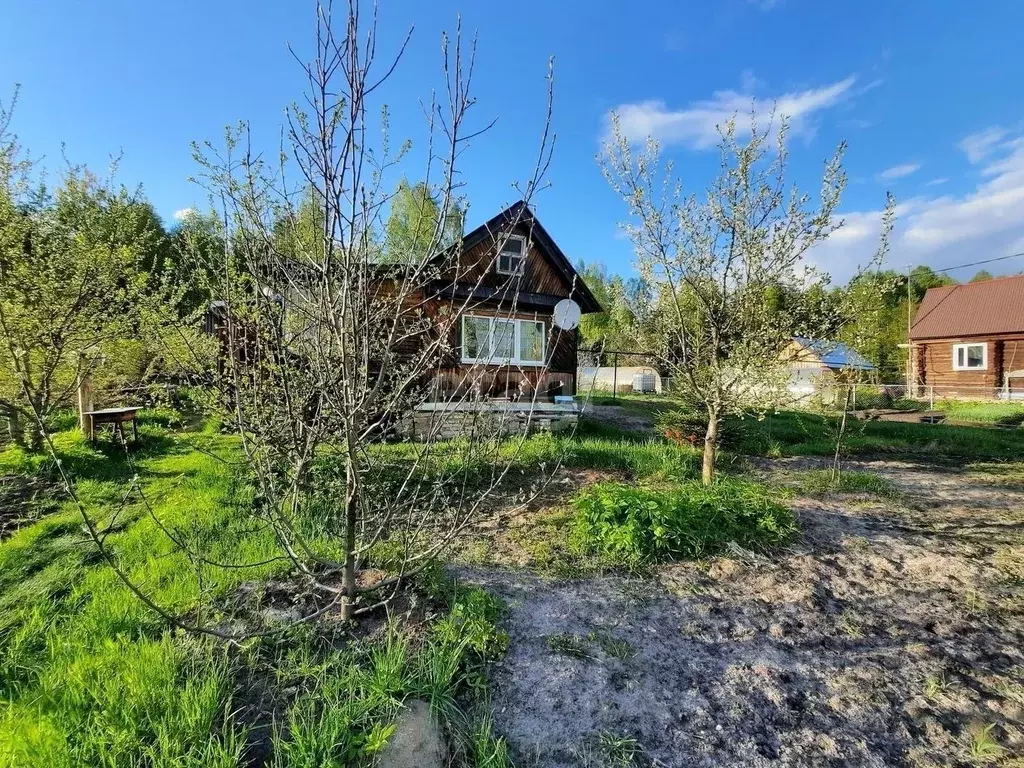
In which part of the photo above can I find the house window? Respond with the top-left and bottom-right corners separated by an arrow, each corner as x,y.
496,235 -> 526,275
953,342 -> 987,370
493,319 -> 515,360
461,315 -> 547,365
519,320 -> 545,363
462,316 -> 492,360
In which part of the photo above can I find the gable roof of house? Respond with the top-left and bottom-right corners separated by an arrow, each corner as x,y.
455,200 -> 603,314
792,337 -> 875,370
909,274 -> 1024,340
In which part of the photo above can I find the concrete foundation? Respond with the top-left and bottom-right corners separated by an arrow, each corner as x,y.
405,401 -> 579,442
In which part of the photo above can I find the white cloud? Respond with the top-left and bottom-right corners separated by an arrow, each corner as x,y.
173,207 -> 197,222
740,69 -> 761,94
959,127 -> 1008,164
878,163 -> 921,181
926,177 -> 949,186
811,127 -> 1024,282
608,76 -> 857,149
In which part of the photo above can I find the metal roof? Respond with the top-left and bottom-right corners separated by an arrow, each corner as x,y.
792,337 -> 875,370
909,274 -> 1024,340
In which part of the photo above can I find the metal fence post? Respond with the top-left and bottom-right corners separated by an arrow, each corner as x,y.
929,385 -> 934,409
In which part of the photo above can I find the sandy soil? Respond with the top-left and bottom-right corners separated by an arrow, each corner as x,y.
455,459 -> 1024,767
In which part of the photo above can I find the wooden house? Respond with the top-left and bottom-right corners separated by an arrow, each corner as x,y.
202,201 -> 602,439
908,274 -> 1024,399
418,200 -> 602,401
784,337 -> 875,399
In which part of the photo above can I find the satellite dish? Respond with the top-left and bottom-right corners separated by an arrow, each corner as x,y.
553,298 -> 582,330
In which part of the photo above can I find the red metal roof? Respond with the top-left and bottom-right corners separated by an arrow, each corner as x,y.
910,274 -> 1024,340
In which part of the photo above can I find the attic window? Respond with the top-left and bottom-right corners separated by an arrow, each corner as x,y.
496,234 -> 526,276
953,343 -> 986,371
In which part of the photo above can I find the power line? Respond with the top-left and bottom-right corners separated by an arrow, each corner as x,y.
905,251 -> 1024,337
932,251 -> 1024,275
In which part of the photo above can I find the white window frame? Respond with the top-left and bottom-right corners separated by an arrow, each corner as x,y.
461,314 -> 547,365
952,342 -> 987,371
496,234 -> 527,276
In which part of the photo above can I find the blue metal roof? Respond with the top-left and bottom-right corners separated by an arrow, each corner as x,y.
793,337 -> 875,371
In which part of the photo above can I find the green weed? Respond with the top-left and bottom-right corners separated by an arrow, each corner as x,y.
967,723 -> 1005,763
923,673 -> 950,701
587,631 -> 635,660
546,633 -> 593,659
571,479 -> 796,567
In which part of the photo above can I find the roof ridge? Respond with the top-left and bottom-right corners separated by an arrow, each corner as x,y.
942,274 -> 1024,290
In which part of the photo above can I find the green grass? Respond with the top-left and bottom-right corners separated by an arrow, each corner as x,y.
271,579 -> 510,767
546,633 -> 593,659
11,393 -> 1014,765
0,425 -> 510,767
966,723 -> 1005,763
785,469 -> 902,499
511,422 -> 704,480
368,419 -> 705,496
730,409 -> 1024,462
577,394 -> 1024,462
0,428 -> 278,767
939,399 -> 1024,427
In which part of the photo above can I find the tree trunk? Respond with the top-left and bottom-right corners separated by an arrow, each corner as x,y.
340,455 -> 359,621
7,411 -> 25,448
831,384 -> 852,484
701,412 -> 720,486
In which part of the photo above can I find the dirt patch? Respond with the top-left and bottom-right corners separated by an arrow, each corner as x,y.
455,460 -> 1024,766
451,467 -> 629,571
582,405 -> 656,434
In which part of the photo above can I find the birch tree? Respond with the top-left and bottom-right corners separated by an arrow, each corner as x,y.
602,114 -> 889,484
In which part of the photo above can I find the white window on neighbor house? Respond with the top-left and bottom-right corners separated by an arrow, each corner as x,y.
953,342 -> 987,370
496,234 -> 526,276
461,315 -> 546,365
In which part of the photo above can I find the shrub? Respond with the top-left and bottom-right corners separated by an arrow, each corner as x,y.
570,479 -> 795,566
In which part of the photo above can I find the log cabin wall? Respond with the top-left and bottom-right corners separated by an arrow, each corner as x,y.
916,334 -> 1024,396
426,305 -> 578,398
439,222 -> 575,299
424,220 -> 583,398
376,212 -> 599,401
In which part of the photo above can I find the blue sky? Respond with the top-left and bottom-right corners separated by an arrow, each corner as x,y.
4,0 -> 1024,283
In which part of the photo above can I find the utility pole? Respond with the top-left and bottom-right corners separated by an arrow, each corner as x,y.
906,264 -> 912,338
906,265 -> 914,395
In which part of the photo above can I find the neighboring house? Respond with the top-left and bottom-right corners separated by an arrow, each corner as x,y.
785,337 -> 875,398
908,274 -> 1024,399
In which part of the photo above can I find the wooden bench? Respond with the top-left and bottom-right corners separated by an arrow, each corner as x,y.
84,407 -> 141,445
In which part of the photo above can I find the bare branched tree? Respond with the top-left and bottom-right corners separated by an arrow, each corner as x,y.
2,0 -> 572,637
602,112 -> 894,484
175,1 -> 565,621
